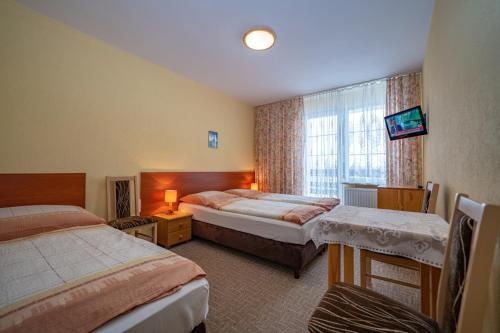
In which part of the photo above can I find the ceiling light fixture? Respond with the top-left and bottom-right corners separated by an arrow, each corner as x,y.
243,28 -> 276,51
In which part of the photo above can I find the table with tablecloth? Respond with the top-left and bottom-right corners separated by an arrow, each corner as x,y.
311,205 -> 449,318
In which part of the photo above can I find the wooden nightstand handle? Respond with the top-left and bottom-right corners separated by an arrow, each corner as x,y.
178,223 -> 183,229
179,234 -> 184,239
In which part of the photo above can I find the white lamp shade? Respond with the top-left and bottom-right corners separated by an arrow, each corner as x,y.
250,183 -> 258,191
164,190 -> 177,203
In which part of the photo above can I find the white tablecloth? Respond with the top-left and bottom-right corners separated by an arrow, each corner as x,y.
311,205 -> 449,267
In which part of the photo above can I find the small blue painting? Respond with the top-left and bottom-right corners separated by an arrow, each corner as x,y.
208,131 -> 218,149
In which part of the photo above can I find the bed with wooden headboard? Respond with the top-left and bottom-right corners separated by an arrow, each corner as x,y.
140,171 -> 255,215
140,171 -> 326,278
0,173 -> 86,208
0,172 -> 209,333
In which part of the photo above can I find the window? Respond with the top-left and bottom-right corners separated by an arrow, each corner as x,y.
304,81 -> 386,197
306,115 -> 339,196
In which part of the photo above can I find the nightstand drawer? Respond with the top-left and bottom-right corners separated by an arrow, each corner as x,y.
167,216 -> 191,233
167,228 -> 192,247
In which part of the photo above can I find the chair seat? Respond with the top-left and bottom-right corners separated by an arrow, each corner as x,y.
309,283 -> 439,333
108,216 -> 155,230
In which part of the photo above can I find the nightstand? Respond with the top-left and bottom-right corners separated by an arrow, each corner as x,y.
154,211 -> 193,248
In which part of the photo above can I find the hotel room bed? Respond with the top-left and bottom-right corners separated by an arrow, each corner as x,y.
180,202 -> 321,245
181,202 -> 325,279
0,206 -> 208,333
0,173 -> 208,333
140,172 -> 336,279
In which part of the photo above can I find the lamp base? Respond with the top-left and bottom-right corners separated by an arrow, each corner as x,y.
164,202 -> 174,215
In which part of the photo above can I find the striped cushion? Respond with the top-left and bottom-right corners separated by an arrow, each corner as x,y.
108,216 -> 155,230
309,282 -> 439,333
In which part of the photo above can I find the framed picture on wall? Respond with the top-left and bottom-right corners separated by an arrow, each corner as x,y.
208,130 -> 218,149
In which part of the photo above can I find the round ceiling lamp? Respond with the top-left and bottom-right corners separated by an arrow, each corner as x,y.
243,28 -> 276,51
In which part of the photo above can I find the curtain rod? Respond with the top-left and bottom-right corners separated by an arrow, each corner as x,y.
257,71 -> 421,107
304,71 -> 422,97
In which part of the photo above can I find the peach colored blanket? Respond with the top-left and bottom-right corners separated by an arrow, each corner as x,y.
226,189 -> 341,210
0,206 -> 104,241
0,225 -> 205,333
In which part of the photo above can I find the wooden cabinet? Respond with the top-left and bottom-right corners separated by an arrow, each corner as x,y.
377,186 -> 424,212
154,212 -> 193,248
377,188 -> 400,210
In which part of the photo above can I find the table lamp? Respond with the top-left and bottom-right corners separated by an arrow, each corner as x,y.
250,183 -> 258,191
164,190 -> 177,214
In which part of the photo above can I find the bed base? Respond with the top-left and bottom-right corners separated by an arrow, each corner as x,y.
192,220 -> 326,278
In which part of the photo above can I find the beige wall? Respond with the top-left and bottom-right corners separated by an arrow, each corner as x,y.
423,0 -> 500,330
0,0 -> 255,218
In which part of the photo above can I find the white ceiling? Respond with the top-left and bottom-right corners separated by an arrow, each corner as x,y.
17,0 -> 435,106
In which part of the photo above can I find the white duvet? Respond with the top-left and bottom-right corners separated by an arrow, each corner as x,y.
220,199 -> 303,220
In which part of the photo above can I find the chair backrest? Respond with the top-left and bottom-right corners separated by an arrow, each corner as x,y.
106,176 -> 138,221
436,193 -> 500,333
421,181 -> 439,214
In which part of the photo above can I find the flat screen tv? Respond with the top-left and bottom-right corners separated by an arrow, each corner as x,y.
384,105 -> 427,140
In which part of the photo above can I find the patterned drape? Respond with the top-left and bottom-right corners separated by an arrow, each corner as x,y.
255,97 -> 304,194
386,73 -> 423,187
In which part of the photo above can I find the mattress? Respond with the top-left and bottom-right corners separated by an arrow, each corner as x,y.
179,202 -> 323,245
96,278 -> 209,333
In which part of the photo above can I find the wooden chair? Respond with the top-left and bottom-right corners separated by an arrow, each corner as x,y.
359,181 -> 440,315
106,176 -> 138,221
309,193 -> 500,333
421,181 -> 440,214
106,176 -> 157,244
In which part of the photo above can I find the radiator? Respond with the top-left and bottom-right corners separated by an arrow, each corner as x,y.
343,188 -> 377,208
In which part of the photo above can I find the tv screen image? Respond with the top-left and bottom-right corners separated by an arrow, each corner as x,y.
384,106 -> 427,140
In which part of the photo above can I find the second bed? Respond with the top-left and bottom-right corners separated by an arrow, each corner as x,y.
178,190 -> 338,278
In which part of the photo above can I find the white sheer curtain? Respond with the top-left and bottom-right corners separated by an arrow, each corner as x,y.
304,80 -> 387,197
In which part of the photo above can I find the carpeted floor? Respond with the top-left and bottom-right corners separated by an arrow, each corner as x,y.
172,239 -> 419,333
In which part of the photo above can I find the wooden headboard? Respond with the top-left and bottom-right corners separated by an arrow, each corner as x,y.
140,171 -> 255,216
0,173 -> 86,208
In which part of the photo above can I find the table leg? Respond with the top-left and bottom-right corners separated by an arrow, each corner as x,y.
430,266 -> 441,320
328,244 -> 341,288
360,249 -> 367,288
420,263 -> 431,316
152,223 -> 158,244
343,245 -> 354,285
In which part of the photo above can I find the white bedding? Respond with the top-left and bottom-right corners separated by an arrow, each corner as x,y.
179,202 -> 322,245
225,189 -> 340,210
0,224 -> 208,333
221,199 -> 310,220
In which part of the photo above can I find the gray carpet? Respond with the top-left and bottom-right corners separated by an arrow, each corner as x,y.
172,239 -> 419,333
